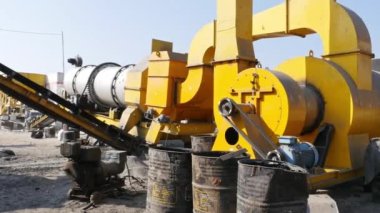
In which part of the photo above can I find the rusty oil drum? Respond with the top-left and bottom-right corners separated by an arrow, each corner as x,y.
237,159 -> 309,213
191,135 -> 215,152
192,152 -> 243,213
146,146 -> 192,213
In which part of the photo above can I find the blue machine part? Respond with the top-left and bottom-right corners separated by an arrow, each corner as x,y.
268,136 -> 319,169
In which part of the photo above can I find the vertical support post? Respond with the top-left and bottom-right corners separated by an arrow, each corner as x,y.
214,0 -> 255,63
61,31 -> 65,73
212,0 -> 258,155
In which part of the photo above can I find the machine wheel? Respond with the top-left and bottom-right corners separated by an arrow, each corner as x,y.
31,130 -> 43,139
90,191 -> 103,205
67,189 -> 75,200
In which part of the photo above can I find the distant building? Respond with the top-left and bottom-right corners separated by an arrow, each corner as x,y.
46,72 -> 64,96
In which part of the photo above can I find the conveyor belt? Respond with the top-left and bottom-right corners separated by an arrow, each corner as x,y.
0,63 -> 137,152
29,114 -> 55,130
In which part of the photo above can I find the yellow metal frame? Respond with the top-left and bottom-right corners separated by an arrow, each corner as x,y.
0,75 -> 129,150
0,72 -> 46,116
252,0 -> 373,90
92,0 -> 377,189
193,0 -> 376,188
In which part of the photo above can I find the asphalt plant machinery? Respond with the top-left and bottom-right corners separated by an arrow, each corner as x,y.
1,0 -> 380,194
0,63 -> 141,202
111,0 -> 380,190
60,0 -> 380,190
0,72 -> 46,131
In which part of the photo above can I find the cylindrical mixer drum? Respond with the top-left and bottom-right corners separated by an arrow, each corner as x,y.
92,65 -> 127,108
64,65 -> 95,95
64,63 -> 133,108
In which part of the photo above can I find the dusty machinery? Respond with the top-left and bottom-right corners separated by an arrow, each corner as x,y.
0,0 -> 379,200
61,0 -> 380,190
61,142 -> 127,204
0,72 -> 46,131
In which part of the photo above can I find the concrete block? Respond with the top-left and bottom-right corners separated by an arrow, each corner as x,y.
60,142 -> 81,158
308,194 -> 339,213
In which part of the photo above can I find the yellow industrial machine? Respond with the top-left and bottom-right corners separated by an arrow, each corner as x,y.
0,92 -> 19,115
209,0 -> 379,189
0,0 -> 379,192
0,72 -> 46,115
117,0 -> 377,189
0,72 -> 46,130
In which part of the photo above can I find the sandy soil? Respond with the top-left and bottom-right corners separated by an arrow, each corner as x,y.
0,130 -> 146,213
1,130 -> 380,213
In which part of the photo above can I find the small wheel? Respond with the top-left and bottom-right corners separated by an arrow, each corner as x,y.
90,191 -> 103,205
31,130 -> 43,139
67,189 -> 75,200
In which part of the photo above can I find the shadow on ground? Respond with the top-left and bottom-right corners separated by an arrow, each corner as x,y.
328,179 -> 380,213
0,144 -> 36,148
0,172 -> 147,212
0,173 -> 70,212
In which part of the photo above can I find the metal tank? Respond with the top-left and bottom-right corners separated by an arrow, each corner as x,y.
191,135 -> 215,152
64,63 -> 134,108
146,146 -> 192,213
192,151 -> 244,213
237,159 -> 308,213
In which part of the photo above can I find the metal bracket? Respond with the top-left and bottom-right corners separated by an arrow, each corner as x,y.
219,98 -> 277,159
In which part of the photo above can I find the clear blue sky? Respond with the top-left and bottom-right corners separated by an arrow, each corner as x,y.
0,0 -> 379,74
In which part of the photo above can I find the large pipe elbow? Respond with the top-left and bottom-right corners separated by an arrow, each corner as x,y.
187,22 -> 215,67
252,0 -> 373,90
177,22 -> 215,104
252,0 -> 372,54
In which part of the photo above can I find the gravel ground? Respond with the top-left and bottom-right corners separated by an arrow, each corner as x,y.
1,130 -> 380,212
0,130 -> 146,213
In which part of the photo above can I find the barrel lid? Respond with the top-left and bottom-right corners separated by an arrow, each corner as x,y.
192,151 -> 248,161
149,145 -> 192,154
239,159 -> 308,174
190,134 -> 216,138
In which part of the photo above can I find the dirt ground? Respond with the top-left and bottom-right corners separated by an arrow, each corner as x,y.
1,130 -> 380,213
0,130 -> 146,213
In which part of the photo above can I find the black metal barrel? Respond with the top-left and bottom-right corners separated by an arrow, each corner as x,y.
191,135 -> 215,152
44,126 -> 56,138
237,159 -> 309,213
192,152 -> 243,213
146,146 -> 192,213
